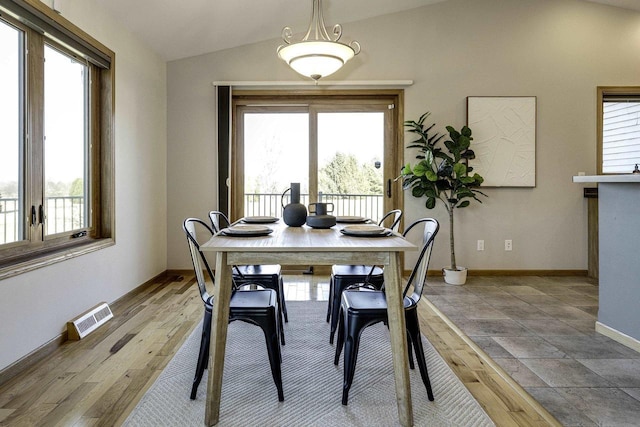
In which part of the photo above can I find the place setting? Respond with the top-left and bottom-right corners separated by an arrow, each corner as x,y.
335,215 -> 370,224
339,224 -> 393,237
240,215 -> 279,224
219,224 -> 274,237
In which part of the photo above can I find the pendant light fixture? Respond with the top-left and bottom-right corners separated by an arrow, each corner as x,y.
277,0 -> 361,82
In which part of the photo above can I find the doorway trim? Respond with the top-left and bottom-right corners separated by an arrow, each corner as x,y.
230,89 -> 405,226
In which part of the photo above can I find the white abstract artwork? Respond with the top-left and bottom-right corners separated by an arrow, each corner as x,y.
467,96 -> 536,187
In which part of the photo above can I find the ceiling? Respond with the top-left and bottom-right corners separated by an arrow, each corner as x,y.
91,0 -> 640,62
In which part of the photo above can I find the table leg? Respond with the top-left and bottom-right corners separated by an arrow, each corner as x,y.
384,252 -> 413,427
205,252 -> 233,426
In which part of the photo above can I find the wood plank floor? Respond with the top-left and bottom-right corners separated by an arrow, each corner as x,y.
0,272 -> 559,426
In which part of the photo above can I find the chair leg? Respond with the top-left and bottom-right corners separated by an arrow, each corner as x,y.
407,331 -> 415,370
329,278 -> 344,344
326,276 -> 334,323
260,313 -> 285,402
275,297 -> 285,346
341,313 -> 366,406
279,277 -> 288,323
406,309 -> 434,401
334,307 -> 346,365
190,308 -> 212,400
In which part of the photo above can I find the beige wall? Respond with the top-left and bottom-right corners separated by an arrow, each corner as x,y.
0,1 -> 167,370
166,0 -> 640,272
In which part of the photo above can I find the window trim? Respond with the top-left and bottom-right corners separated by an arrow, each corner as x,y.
0,0 -> 115,280
597,86 -> 640,175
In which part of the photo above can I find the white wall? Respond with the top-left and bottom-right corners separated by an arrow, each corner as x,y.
166,0 -> 640,273
0,1 -> 167,371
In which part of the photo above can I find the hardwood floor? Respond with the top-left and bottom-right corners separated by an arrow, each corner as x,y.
0,272 -> 560,426
0,273 -> 202,427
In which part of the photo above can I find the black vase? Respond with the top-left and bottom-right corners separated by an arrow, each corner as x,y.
281,183 -> 307,227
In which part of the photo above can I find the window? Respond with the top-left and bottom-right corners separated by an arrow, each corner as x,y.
0,1 -> 114,279
598,87 -> 640,174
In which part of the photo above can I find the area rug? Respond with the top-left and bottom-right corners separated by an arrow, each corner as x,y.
123,301 -> 494,426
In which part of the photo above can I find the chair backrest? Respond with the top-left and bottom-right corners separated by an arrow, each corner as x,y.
183,217 -> 217,304
208,210 -> 231,233
402,218 -> 439,303
378,209 -> 402,232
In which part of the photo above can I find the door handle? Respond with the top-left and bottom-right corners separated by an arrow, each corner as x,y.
31,206 -> 36,225
38,205 -> 44,224
387,179 -> 392,198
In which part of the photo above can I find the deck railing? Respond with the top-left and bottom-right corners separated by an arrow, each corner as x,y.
244,192 -> 384,222
2,193 -> 384,244
0,196 -> 84,244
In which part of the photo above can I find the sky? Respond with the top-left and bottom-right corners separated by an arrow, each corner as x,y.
243,111 -> 384,194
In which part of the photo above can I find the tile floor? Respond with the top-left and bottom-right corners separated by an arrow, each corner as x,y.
423,275 -> 640,427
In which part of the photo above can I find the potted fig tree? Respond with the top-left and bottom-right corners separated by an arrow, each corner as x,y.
399,112 -> 486,285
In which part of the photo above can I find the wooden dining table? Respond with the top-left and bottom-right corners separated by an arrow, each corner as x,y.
200,219 -> 417,427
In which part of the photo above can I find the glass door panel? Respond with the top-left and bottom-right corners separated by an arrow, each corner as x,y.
317,112 -> 385,221
0,20 -> 25,246
243,112 -> 309,217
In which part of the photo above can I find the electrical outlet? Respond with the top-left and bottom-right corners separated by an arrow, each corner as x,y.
505,239 -> 513,251
477,240 -> 484,251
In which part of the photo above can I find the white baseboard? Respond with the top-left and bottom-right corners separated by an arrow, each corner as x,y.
596,322 -> 640,353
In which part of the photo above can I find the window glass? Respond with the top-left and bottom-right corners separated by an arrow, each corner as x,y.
243,112 -> 309,217
602,100 -> 640,174
317,112 -> 384,218
0,19 -> 24,245
44,44 -> 88,235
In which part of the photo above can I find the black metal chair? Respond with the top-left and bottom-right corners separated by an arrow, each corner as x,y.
209,211 -> 288,331
183,218 -> 284,401
333,217 -> 439,405
327,209 -> 402,343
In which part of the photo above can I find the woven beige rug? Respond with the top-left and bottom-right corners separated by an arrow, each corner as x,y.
124,301 -> 494,426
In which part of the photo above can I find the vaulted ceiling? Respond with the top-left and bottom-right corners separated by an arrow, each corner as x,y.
92,0 -> 640,62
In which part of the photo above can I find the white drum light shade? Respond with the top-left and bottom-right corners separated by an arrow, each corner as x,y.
277,0 -> 360,81
278,41 -> 356,81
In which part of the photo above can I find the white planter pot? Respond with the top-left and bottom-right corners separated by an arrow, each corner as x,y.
443,266 -> 467,285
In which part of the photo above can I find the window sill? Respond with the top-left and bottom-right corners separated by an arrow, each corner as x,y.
0,238 -> 115,281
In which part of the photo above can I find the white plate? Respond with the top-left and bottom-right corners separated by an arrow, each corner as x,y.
222,224 -> 273,236
341,225 -> 387,235
242,216 -> 279,224
336,216 -> 368,223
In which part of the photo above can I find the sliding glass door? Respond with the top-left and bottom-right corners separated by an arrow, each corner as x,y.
232,91 -> 402,224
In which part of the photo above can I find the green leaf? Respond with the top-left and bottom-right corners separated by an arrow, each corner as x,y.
472,173 -> 484,185
412,186 -> 425,198
426,197 -> 436,209
461,126 -> 472,138
462,149 -> 476,160
413,162 -> 430,177
425,170 -> 438,181
453,163 -> 467,177
458,135 -> 470,151
425,188 -> 437,198
457,200 -> 470,208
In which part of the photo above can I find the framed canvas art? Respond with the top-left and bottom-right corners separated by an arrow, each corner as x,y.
467,96 -> 536,187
